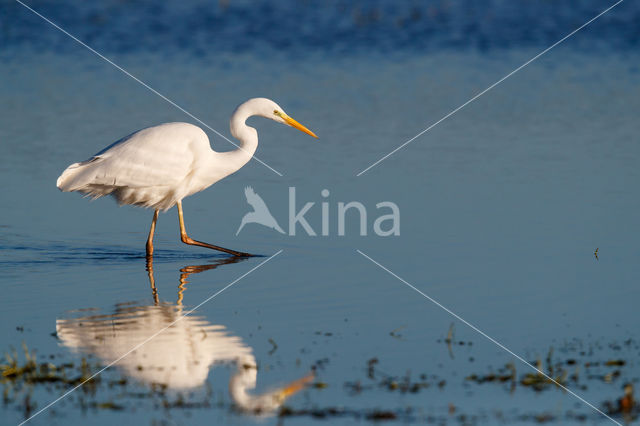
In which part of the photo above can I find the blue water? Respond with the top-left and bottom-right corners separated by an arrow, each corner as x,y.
2,0 -> 637,54
1,1 -> 639,425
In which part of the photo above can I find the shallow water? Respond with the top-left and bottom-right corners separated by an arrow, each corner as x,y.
2,1 -> 640,425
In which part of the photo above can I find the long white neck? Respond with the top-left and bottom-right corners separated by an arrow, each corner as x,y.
229,355 -> 260,411
211,101 -> 260,179
228,354 -> 313,413
230,101 -> 260,160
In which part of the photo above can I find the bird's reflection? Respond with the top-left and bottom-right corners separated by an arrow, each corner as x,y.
56,257 -> 313,413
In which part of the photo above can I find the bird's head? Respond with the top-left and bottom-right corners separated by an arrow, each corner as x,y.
242,98 -> 318,139
230,354 -> 315,414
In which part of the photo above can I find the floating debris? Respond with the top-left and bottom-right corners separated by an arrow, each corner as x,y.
366,410 -> 397,420
279,406 -> 404,422
604,382 -> 637,418
2,337 -> 638,424
445,323 -> 455,359
619,383 -> 635,413
445,323 -> 454,345
91,401 -> 125,410
367,357 -> 378,379
389,326 -> 405,340
268,338 -> 278,356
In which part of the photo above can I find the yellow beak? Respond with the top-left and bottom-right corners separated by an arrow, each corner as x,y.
283,115 -> 318,139
280,372 -> 315,399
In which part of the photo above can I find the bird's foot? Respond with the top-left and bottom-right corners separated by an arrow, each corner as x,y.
181,235 -> 255,257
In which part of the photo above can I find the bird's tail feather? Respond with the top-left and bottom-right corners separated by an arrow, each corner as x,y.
56,158 -> 111,199
56,161 -> 88,191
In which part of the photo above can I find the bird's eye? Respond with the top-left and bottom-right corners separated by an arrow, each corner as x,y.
273,110 -> 280,116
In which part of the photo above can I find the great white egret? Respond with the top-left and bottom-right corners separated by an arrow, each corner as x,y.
56,303 -> 313,412
56,259 -> 314,412
56,98 -> 317,257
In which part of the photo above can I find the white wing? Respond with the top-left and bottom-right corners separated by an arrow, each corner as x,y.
57,123 -> 212,209
56,304 -> 253,390
57,123 -> 203,192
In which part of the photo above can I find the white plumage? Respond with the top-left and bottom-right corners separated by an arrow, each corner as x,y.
57,302 -> 312,411
56,98 -> 317,256
57,123 -> 214,211
57,259 -> 314,412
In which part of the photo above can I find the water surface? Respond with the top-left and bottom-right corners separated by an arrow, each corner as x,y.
1,1 -> 639,425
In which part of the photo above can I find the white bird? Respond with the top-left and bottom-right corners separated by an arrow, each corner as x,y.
230,354 -> 314,413
236,186 -> 285,235
56,303 -> 313,411
56,98 -> 317,257
56,261 -> 314,412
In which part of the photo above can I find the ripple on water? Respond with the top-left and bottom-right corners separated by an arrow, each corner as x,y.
0,240 -> 243,271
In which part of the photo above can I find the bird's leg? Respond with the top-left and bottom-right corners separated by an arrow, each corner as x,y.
177,201 -> 253,257
145,255 -> 159,305
146,209 -> 159,258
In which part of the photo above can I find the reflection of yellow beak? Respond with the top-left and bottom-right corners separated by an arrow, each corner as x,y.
280,372 -> 315,399
283,115 -> 318,139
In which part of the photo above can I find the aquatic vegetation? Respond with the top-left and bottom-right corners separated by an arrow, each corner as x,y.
1,343 -> 103,420
1,343 -> 100,390
603,383 -> 638,423
3,336 -> 638,424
